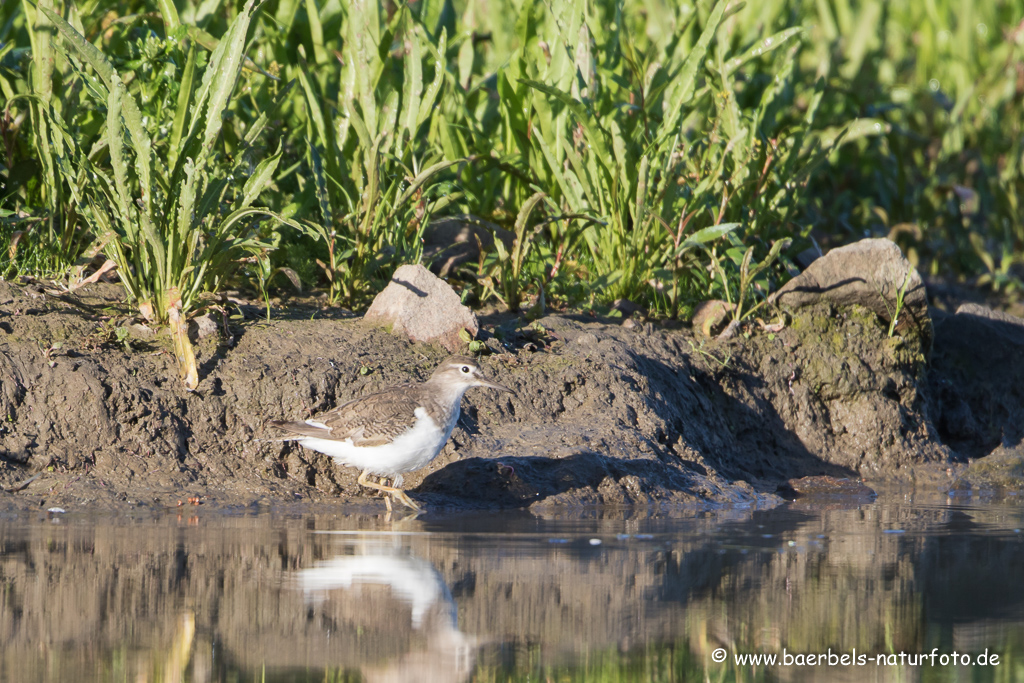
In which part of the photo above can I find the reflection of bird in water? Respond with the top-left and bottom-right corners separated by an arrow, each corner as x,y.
296,550 -> 475,683
300,554 -> 454,629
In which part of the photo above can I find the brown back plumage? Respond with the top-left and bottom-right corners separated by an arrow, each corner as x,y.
269,384 -> 447,447
268,355 -> 511,447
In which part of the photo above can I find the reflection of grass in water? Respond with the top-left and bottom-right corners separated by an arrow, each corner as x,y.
16,603 -> 1024,683
311,670 -> 361,683
468,625 -> 1024,682
470,641 -> 770,683
50,636 -> 1024,683
919,626 -> 1024,683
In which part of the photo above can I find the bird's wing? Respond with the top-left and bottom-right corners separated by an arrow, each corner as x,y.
269,385 -> 425,447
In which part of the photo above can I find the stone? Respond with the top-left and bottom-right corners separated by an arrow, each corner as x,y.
954,302 -> 1024,330
189,313 -> 220,341
365,264 -> 479,352
691,299 -> 735,337
770,237 -> 930,345
928,303 -> 1024,458
778,475 -> 876,499
422,214 -> 515,278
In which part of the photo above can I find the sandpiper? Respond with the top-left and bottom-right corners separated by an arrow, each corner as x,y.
269,355 -> 512,511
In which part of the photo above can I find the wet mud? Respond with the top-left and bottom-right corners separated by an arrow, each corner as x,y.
0,279 -> 1020,512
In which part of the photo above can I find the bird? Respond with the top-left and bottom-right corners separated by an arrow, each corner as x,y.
269,355 -> 512,511
296,546 -> 475,681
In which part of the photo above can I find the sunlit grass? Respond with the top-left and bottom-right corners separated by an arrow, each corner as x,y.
0,0 -> 1021,337
34,0 -> 299,387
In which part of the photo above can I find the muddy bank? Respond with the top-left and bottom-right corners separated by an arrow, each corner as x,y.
0,278 -> 1019,512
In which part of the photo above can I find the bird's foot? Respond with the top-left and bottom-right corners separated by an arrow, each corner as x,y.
389,488 -> 422,512
357,471 -> 421,512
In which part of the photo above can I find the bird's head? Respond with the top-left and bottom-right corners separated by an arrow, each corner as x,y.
430,355 -> 513,394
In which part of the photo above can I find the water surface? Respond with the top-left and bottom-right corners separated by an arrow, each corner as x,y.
2,493 -> 1022,682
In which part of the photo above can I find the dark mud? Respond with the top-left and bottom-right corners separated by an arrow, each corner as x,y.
0,279 -> 1019,512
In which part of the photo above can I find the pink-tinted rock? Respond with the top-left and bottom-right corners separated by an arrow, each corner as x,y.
364,264 -> 479,352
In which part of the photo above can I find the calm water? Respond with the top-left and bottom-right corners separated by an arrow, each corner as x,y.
1,493 -> 1023,683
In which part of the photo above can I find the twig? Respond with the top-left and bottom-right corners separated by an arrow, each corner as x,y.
2,471 -> 43,493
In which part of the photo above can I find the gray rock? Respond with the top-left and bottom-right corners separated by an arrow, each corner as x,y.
928,302 -> 1024,458
423,214 -> 515,277
364,264 -> 479,352
189,313 -> 220,341
770,238 -> 930,344
954,302 -> 1024,330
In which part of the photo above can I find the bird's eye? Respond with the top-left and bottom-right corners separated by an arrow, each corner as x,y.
461,365 -> 471,374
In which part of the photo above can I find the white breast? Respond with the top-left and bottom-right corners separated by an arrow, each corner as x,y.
297,406 -> 456,477
298,553 -> 452,629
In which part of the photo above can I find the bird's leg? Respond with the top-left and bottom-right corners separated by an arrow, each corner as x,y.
357,471 -> 421,512
357,470 -> 390,502
389,488 -> 422,512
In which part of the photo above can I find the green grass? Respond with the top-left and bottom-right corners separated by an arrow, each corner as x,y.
2,0 -> 1022,340
33,0 -> 300,387
294,0 -> 459,306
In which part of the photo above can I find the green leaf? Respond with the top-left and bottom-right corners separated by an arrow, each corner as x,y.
497,70 -> 530,157
747,238 -> 792,281
197,0 -> 258,159
304,0 -> 328,64
41,4 -> 155,224
512,190 -> 547,275
494,233 -> 509,262
402,23 -> 424,140
519,78 -> 614,182
418,28 -> 447,127
815,118 -> 889,148
679,223 -> 741,254
739,246 -> 754,284
39,5 -> 117,89
385,158 -> 463,223
242,79 -> 296,147
722,27 -> 803,77
633,154 -> 649,227
534,132 -> 583,212
662,0 -> 726,135
168,44 -> 197,173
839,0 -> 881,80
297,52 -> 329,147
171,158 -> 200,278
157,0 -> 181,33
309,141 -> 333,227
239,145 -> 282,210
457,36 -> 474,90
105,85 -> 133,229
561,136 -> 599,210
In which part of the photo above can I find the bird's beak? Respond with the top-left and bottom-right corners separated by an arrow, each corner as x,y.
478,377 -> 514,394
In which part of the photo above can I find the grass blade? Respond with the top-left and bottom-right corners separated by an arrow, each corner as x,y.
723,27 -> 803,77
168,44 -> 197,173
662,0 -> 726,135
198,0 -> 258,159
520,78 -> 613,181
239,145 -> 282,210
